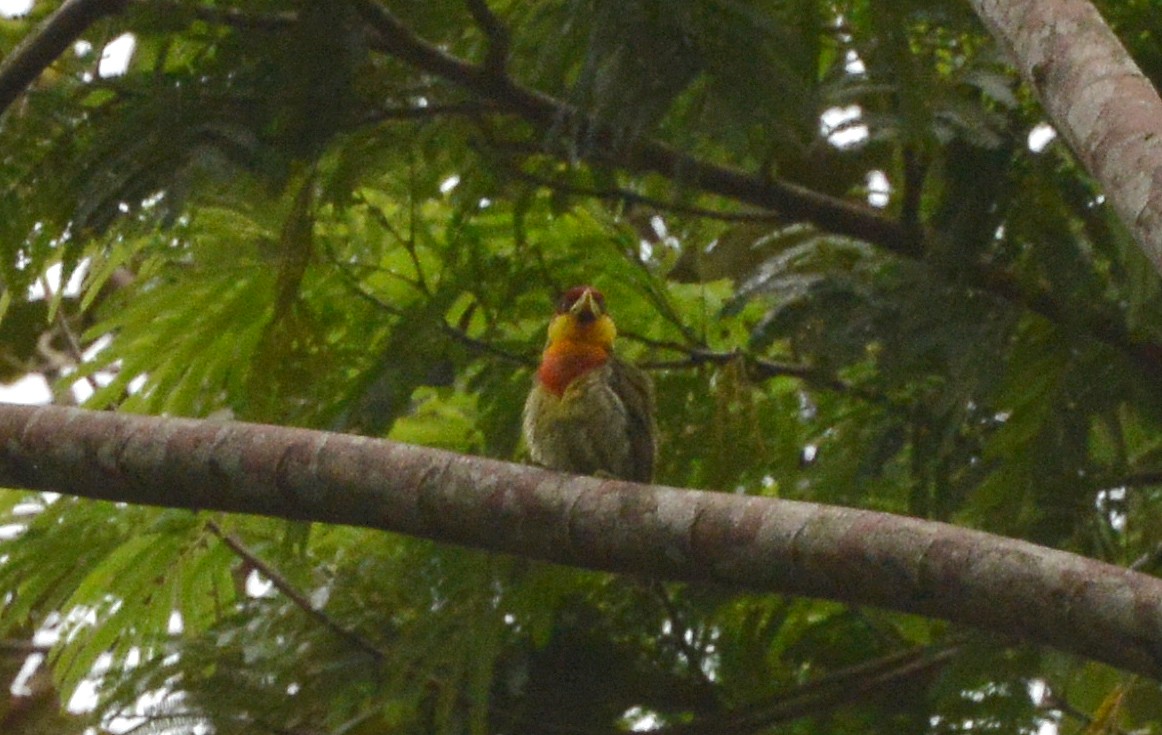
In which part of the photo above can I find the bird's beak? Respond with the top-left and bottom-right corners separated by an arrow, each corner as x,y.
570,288 -> 602,322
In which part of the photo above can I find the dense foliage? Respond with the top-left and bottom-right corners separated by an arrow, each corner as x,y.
3,0 -> 1162,732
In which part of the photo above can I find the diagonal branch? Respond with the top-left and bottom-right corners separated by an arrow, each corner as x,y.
655,642 -> 962,735
3,403 -> 1162,679
204,519 -> 387,661
501,162 -> 788,223
0,0 -> 129,121
351,0 -> 1162,385
351,0 -> 917,256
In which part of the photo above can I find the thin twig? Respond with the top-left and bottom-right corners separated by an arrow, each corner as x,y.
1131,543 -> 1162,572
404,160 -> 431,296
508,164 -> 789,223
647,643 -> 963,735
1039,687 -> 1129,735
618,330 -> 699,354
205,519 -> 386,662
36,275 -> 103,396
324,239 -> 534,367
351,192 -> 427,293
641,347 -> 853,393
361,101 -> 496,126
649,583 -> 718,698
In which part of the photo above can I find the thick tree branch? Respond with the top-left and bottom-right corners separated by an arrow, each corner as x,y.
2,404 -> 1162,679
968,0 -> 1162,276
0,0 -> 128,121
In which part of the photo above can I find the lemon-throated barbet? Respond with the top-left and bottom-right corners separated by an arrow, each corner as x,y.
523,286 -> 657,482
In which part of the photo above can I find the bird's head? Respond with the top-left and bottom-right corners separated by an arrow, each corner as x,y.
546,285 -> 617,351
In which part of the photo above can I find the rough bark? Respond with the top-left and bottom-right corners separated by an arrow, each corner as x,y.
969,0 -> 1162,275
1,403 -> 1161,678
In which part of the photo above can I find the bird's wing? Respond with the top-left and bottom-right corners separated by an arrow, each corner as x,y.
609,356 -> 657,483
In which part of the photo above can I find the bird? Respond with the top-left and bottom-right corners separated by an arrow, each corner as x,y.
523,285 -> 657,482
